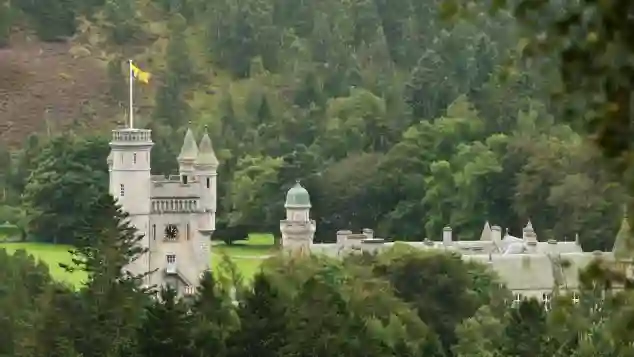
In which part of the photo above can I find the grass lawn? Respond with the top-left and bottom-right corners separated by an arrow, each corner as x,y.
0,234 -> 276,287
0,242 -> 85,286
211,233 -> 276,279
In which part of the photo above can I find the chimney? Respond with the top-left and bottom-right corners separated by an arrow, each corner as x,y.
336,230 -> 351,246
443,226 -> 452,246
362,228 -> 374,240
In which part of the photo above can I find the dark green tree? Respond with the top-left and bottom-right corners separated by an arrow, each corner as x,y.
65,191 -> 150,357
502,298 -> 549,357
228,272 -> 288,357
190,271 -> 235,357
22,134 -> 109,244
138,287 -> 195,357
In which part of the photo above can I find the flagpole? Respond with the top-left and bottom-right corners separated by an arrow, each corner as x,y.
128,59 -> 134,129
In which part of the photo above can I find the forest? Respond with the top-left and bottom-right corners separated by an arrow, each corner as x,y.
0,0 -> 628,251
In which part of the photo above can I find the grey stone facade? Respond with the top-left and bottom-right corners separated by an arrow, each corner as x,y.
108,126 -> 218,296
280,183 -> 629,305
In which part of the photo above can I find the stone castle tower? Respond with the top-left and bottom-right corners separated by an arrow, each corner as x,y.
280,181 -> 316,252
108,125 -> 218,296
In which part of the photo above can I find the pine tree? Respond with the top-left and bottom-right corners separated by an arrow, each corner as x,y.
190,271 -> 235,357
64,191 -> 149,285
63,191 -> 151,357
228,272 -> 289,357
137,287 -> 195,357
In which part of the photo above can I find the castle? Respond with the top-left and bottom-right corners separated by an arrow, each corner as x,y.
280,182 -> 633,306
106,124 -> 633,302
107,125 -> 217,296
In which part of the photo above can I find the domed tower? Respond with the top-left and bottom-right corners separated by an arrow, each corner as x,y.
177,127 -> 198,184
280,181 -> 316,252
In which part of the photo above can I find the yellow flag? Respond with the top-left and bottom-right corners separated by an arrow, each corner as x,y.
130,62 -> 151,84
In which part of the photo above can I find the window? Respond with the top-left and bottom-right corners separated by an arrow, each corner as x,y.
186,223 -> 190,240
152,224 -> 156,240
206,177 -> 210,188
166,254 -> 176,264
182,175 -> 188,184
542,293 -> 552,311
120,184 -> 125,197
572,292 -> 580,304
133,153 -> 137,164
512,293 -> 522,307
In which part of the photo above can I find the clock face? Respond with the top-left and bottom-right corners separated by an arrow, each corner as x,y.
165,224 -> 179,240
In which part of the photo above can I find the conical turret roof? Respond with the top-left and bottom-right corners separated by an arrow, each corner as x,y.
178,127 -> 198,161
613,205 -> 634,260
480,221 -> 492,241
195,127 -> 219,167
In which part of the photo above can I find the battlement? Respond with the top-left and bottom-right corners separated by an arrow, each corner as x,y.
111,128 -> 152,144
151,180 -> 200,198
152,175 -> 197,183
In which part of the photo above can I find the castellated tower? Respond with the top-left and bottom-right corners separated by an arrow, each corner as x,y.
280,181 -> 316,252
109,127 -> 154,284
108,125 -> 219,296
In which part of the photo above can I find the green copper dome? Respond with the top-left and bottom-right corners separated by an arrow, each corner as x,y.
285,181 -> 311,208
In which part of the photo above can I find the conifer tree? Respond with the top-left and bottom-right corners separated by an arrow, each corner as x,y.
63,191 -> 151,357
137,287 -> 195,357
228,272 -> 289,357
190,271 -> 235,357
65,191 -> 149,285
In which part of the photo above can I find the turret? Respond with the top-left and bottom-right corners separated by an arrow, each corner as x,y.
109,127 -> 153,281
523,220 -> 537,243
194,126 -> 219,236
280,181 -> 316,252
443,226 -> 452,247
523,220 -> 538,253
177,126 -> 198,184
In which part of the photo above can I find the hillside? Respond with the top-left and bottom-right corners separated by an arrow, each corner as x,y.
0,37 -> 117,147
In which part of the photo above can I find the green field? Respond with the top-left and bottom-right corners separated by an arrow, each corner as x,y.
0,234 -> 275,287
